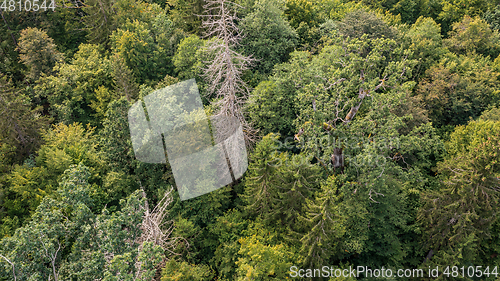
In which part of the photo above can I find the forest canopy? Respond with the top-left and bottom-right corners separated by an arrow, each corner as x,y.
0,0 -> 500,280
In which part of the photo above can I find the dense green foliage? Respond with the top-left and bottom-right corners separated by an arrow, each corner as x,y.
1,0 -> 500,280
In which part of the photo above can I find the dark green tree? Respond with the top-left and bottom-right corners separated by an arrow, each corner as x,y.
246,34 -> 446,270
246,51 -> 309,138
415,53 -> 500,128
437,0 -> 496,33
0,75 -> 50,163
484,4 -> 500,31
239,0 -> 298,74
243,133 -> 322,234
167,0 -> 206,34
82,0 -> 116,45
337,9 -> 398,40
419,119 -> 500,267
299,175 -> 346,268
97,97 -> 171,205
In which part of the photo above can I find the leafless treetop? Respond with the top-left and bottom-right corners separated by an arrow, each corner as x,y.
200,0 -> 257,144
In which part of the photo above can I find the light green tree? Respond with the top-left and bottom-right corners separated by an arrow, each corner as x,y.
405,16 -> 448,79
0,164 -> 174,280
17,28 -> 64,81
284,0 -> 322,28
35,44 -> 113,125
236,234 -> 297,280
111,19 -> 170,84
173,35 -> 205,81
444,15 -> 500,58
480,106 -> 500,122
161,259 -> 214,281
1,123 -> 104,228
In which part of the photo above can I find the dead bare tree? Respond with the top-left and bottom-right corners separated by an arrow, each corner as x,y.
134,186 -> 188,279
0,254 -> 17,281
38,232 -> 61,281
200,0 -> 256,144
136,187 -> 185,253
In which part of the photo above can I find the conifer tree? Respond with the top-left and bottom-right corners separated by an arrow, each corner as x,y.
0,75 -> 49,162
419,120 -> 500,265
82,0 -> 116,45
243,133 -> 322,233
111,54 -> 140,102
243,133 -> 283,218
299,175 -> 346,268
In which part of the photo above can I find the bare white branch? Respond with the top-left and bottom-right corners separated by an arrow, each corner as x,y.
201,0 -> 257,144
0,253 -> 17,281
134,186 -> 188,279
